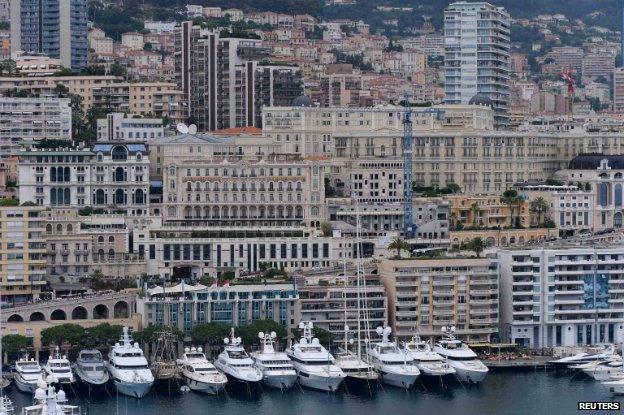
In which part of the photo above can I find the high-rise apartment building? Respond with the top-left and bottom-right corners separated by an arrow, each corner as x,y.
444,1 -> 510,127
614,68 -> 624,112
10,0 -> 88,70
174,22 -> 301,131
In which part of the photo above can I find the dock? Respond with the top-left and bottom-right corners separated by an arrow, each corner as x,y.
483,356 -> 552,370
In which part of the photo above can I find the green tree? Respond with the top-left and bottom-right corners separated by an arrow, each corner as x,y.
110,62 -> 127,77
2,334 -> 30,354
470,202 -> 482,227
321,221 -> 333,237
388,237 -> 411,258
446,182 -> 461,194
190,323 -> 231,357
502,189 -> 523,228
82,323 -> 123,348
41,324 -> 85,347
0,198 -> 18,206
530,196 -> 550,226
466,237 -> 486,258
239,320 -> 288,349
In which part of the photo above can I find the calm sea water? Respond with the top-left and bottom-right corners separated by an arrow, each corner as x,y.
7,371 -> 622,415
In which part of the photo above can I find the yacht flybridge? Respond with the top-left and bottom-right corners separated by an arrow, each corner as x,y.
251,331 -> 297,390
214,328 -> 263,386
21,379 -> 80,415
402,335 -> 455,379
106,327 -> 154,398
366,326 -> 420,389
287,321 -> 346,392
14,354 -> 44,394
177,347 -> 227,395
73,350 -> 109,388
433,326 -> 488,384
43,347 -> 75,386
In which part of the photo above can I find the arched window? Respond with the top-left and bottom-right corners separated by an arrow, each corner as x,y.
114,167 -> 125,182
615,184 -> 622,207
46,224 -> 52,234
67,224 -> 73,233
108,236 -> 114,243
134,189 -> 144,204
64,167 -> 70,182
50,167 -> 56,182
98,236 -> 104,243
95,189 -> 106,204
111,146 -> 128,161
615,212 -> 623,228
600,183 -> 609,206
64,188 -> 70,205
56,224 -> 62,233
114,189 -> 125,205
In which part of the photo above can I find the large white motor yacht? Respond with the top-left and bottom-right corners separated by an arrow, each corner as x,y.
366,326 -> 420,388
21,379 -> 80,415
286,321 -> 346,392
214,329 -> 263,386
14,354 -> 44,394
177,347 -> 227,395
106,327 -> 154,398
73,350 -> 109,388
402,335 -> 455,379
43,347 -> 75,386
433,326 -> 488,384
251,331 -> 297,390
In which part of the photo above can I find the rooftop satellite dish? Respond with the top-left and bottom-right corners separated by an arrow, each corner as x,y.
344,325 -> 349,332
376,327 -> 383,335
188,124 -> 197,135
270,331 -> 276,339
224,337 -> 229,344
176,123 -> 189,135
258,332 -> 265,339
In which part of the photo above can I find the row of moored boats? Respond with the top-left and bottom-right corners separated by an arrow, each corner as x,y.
551,344 -> 624,394
13,324 -> 488,399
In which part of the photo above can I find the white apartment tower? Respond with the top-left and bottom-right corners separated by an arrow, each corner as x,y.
444,2 -> 510,128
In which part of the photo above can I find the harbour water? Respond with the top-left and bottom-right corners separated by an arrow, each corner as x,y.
6,371 -> 622,415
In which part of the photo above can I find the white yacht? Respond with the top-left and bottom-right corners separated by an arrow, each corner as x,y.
286,321 -> 346,392
251,331 -> 297,390
20,378 -> 80,415
585,359 -> 623,381
366,326 -> 419,389
177,347 -> 227,395
14,355 -> 44,394
214,329 -> 263,386
433,326 -> 488,384
402,335 -> 455,379
602,378 -> 624,395
106,327 -> 154,398
43,347 -> 75,386
73,350 -> 109,388
551,345 -> 615,369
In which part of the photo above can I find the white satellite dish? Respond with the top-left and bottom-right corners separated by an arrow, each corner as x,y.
176,123 -> 189,134
188,124 -> 197,135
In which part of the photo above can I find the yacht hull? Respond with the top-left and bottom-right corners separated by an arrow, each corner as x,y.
185,376 -> 227,395
75,371 -> 109,388
14,376 -> 38,394
296,371 -> 344,392
261,373 -> 297,390
377,370 -> 418,389
111,378 -> 153,398
452,365 -> 488,383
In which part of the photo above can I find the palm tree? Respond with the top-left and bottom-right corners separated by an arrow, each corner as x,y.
530,197 -> 550,226
470,202 -> 482,227
467,237 -> 486,258
388,237 -> 411,258
502,189 -> 522,228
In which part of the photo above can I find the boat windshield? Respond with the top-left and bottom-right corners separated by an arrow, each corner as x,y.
82,366 -> 105,371
299,346 -> 323,353
80,353 -> 101,361
226,350 -> 248,359
194,367 -> 217,372
117,352 -> 143,357
186,353 -> 204,359
17,363 -> 40,372
440,341 -> 465,350
378,346 -> 399,354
